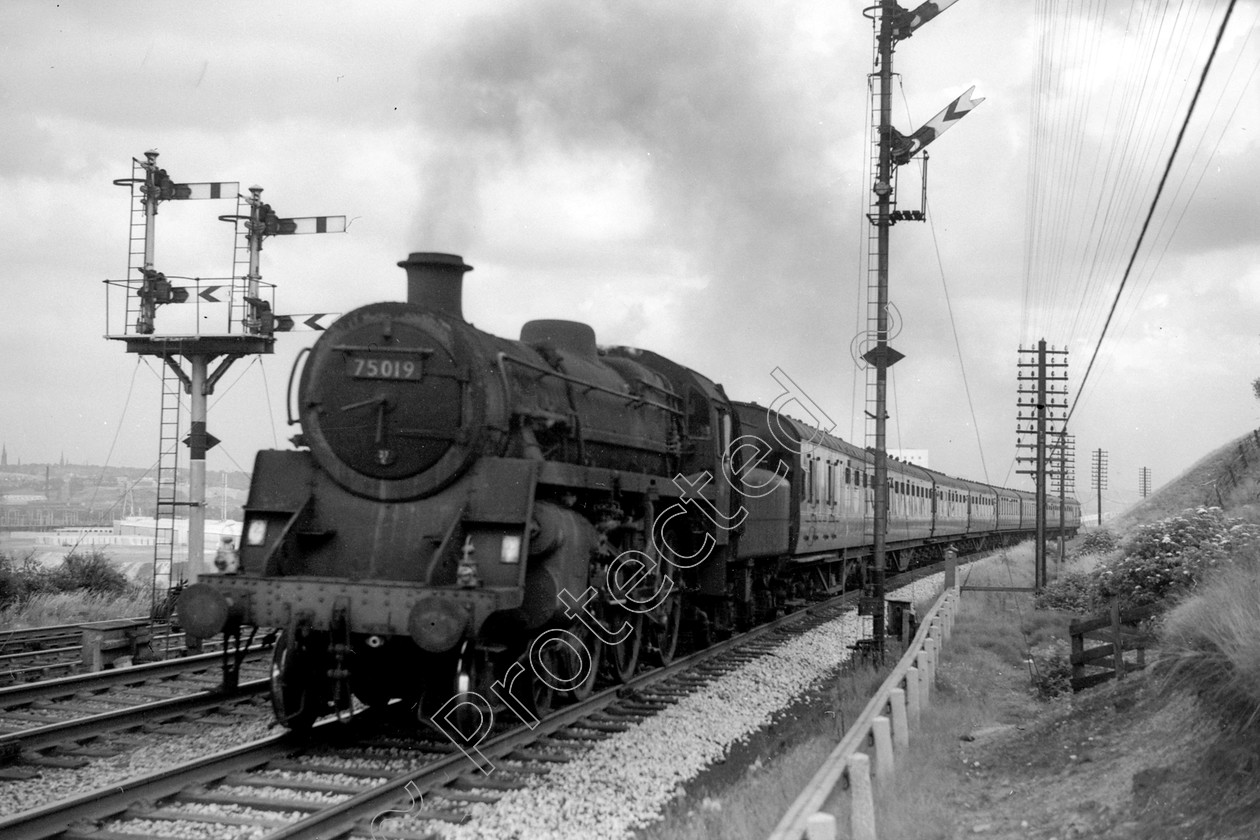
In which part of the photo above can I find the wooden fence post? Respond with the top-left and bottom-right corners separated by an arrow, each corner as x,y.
848,753 -> 877,840
1070,623 -> 1084,687
890,687 -> 909,749
916,651 -> 932,705
1111,598 -> 1124,680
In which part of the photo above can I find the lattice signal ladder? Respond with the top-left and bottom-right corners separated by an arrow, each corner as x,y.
151,356 -> 182,622
227,192 -> 252,333
862,64 -> 882,540
124,157 -> 148,335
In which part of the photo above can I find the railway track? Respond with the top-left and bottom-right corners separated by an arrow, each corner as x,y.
0,646 -> 273,776
0,562 -> 953,839
0,621 -> 236,687
0,596 -> 862,839
0,621 -> 140,653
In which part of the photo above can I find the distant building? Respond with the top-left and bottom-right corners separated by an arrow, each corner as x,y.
888,449 -> 930,468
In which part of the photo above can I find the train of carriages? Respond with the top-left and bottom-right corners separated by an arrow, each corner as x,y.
178,252 -> 1080,729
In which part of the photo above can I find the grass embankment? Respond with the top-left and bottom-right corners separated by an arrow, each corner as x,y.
0,548 -> 151,629
1116,429 -> 1260,529
867,522 -> 1260,840
639,499 -> 1260,840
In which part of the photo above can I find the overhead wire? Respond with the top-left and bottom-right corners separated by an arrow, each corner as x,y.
1068,0 -> 1239,425
1021,0 -> 1248,466
1104,1 -> 1260,358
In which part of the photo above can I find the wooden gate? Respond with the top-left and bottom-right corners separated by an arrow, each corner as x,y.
1069,599 -> 1158,691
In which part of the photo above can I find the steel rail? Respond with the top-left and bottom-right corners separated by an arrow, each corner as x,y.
0,730 -> 307,840
1,619 -> 142,646
0,678 -> 269,754
0,645 -> 79,665
0,644 -> 270,707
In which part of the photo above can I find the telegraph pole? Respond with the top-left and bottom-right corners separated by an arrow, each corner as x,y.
1139,466 -> 1152,498
1050,432 -> 1076,565
1091,449 -> 1109,524
1016,340 -> 1069,589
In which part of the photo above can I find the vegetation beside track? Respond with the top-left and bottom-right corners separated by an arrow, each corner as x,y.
0,548 -> 149,629
868,542 -> 1260,840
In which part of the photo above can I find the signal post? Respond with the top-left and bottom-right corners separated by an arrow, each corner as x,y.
107,151 -> 342,599
860,0 -> 977,649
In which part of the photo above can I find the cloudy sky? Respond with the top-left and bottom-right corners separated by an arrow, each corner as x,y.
1,0 -> 1256,517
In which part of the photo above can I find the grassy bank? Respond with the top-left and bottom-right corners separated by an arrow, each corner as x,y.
864,540 -> 1260,840
0,587 -> 153,630
0,548 -> 150,629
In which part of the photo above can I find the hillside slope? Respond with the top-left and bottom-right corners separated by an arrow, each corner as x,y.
1115,428 -> 1260,528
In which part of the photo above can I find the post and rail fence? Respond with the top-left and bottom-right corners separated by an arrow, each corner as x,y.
766,581 -> 960,840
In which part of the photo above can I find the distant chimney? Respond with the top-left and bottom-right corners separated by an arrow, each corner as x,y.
398,252 -> 473,320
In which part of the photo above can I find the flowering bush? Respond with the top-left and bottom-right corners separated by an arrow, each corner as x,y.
1076,528 -> 1118,556
1094,508 -> 1260,609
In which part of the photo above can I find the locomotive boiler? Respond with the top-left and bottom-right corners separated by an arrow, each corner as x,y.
178,253 -> 718,727
178,250 -> 1079,731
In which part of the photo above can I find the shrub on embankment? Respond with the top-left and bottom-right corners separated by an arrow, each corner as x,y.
1032,507 -> 1260,730
1035,507 -> 1260,613
0,549 -> 133,611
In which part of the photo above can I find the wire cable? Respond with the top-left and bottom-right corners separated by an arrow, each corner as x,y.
1068,0 -> 1239,426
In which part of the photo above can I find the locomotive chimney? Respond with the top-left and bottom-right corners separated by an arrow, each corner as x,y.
398,252 -> 473,320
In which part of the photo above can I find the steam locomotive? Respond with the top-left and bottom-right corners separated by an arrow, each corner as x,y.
178,252 -> 1080,729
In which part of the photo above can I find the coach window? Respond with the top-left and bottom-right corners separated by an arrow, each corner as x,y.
686,388 -> 711,439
